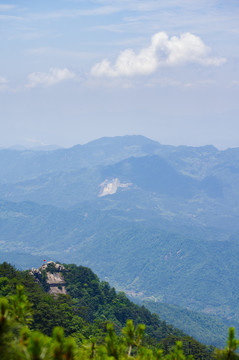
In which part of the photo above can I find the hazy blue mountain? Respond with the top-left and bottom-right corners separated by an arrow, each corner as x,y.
0,135 -> 161,184
0,154 -> 223,208
0,148 -> 238,239
1,135 -> 239,345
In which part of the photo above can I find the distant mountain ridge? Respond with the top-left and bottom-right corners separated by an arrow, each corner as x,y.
0,135 -> 222,184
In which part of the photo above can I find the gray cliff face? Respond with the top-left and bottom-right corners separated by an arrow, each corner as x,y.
30,261 -> 67,295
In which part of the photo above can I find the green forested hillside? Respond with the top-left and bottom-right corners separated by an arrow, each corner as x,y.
0,262 -> 214,360
1,199 -> 239,326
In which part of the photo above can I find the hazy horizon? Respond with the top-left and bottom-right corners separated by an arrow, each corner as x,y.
0,134 -> 238,151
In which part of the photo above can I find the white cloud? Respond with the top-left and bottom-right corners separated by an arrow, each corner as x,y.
91,32 -> 226,77
0,5 -> 16,11
26,67 -> 76,88
0,14 -> 23,20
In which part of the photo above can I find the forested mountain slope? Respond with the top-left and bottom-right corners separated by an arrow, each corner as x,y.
0,261 -> 214,360
0,198 -> 239,324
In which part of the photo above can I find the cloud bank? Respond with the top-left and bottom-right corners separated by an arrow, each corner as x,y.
26,67 -> 76,88
91,32 -> 226,77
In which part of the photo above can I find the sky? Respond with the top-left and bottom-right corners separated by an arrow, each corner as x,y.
0,0 -> 239,149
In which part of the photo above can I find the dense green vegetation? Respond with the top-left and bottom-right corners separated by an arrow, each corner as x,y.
1,199 -> 239,325
0,262 -> 214,360
1,136 -> 239,347
1,262 -> 239,360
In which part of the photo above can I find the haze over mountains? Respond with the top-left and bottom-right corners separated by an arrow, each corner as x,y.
1,135 -> 239,344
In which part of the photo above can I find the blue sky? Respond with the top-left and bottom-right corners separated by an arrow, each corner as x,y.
0,0 -> 239,148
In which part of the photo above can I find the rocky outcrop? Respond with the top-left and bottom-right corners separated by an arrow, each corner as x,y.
99,178 -> 131,197
30,261 -> 67,295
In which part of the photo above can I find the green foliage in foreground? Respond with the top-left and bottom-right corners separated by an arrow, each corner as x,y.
0,285 -> 239,360
0,262 -> 213,360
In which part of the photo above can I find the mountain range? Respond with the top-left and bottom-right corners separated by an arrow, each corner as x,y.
1,135 -> 239,345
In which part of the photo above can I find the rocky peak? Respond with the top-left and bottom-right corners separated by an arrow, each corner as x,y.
30,261 -> 67,295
